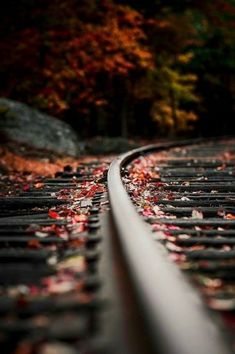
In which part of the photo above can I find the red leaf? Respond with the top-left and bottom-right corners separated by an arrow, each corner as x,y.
23,184 -> 30,191
85,185 -> 98,197
48,210 -> 60,219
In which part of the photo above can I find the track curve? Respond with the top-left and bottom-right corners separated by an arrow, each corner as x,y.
108,138 -> 233,354
0,138 -> 234,354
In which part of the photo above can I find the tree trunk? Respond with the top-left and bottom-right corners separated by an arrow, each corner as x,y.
169,88 -> 177,137
120,78 -> 128,138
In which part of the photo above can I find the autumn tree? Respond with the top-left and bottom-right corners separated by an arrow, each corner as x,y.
133,0 -> 235,135
118,0 -> 235,136
1,0 -> 235,137
0,0 -> 154,137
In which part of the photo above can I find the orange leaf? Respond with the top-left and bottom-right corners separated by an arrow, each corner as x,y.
225,213 -> 235,219
28,239 -> 41,248
74,214 -> 87,222
34,182 -> 44,189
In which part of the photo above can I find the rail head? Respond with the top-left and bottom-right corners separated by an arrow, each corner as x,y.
107,140 -> 232,354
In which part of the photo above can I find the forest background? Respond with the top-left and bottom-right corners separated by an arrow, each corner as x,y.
0,0 -> 235,139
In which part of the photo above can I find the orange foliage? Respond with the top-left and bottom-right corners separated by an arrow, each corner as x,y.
0,1 -> 154,115
0,146 -> 100,176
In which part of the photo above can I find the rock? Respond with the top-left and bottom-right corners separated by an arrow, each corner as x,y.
0,98 -> 78,156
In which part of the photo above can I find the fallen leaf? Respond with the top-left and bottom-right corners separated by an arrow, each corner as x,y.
192,209 -> 203,219
34,182 -> 44,189
23,184 -> 30,191
81,198 -> 92,207
225,213 -> 235,219
74,214 -> 87,222
35,231 -> 48,238
48,210 -> 60,219
27,239 -> 41,248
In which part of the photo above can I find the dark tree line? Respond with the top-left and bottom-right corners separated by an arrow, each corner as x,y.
0,0 -> 235,138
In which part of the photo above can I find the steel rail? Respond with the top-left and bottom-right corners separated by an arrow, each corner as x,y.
108,140 -> 232,354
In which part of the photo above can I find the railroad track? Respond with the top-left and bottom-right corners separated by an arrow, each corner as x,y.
0,138 -> 234,354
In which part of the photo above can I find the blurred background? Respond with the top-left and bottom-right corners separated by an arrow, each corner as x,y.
0,0 -> 235,141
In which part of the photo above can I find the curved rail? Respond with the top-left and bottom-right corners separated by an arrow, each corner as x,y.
108,140 -> 232,354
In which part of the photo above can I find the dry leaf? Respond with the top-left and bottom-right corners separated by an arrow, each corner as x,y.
192,209 -> 203,219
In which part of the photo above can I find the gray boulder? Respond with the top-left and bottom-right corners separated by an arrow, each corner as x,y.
0,98 -> 78,156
